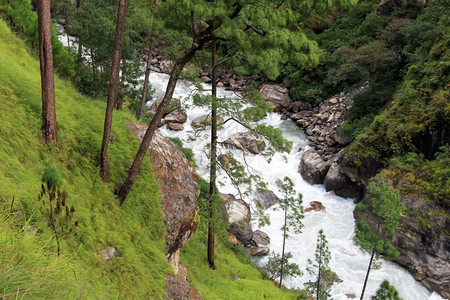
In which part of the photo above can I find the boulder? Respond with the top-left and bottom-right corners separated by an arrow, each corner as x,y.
299,150 -> 330,184
305,201 -> 326,212
220,193 -> 253,245
251,230 -> 270,246
259,84 -> 293,113
222,132 -> 265,154
254,188 -> 278,209
98,246 -> 120,261
149,96 -> 181,116
335,127 -> 352,146
324,163 -> 347,191
167,123 -> 184,131
201,76 -> 211,83
126,121 -> 199,259
249,246 -> 270,256
163,110 -> 187,124
191,114 -> 224,128
165,273 -> 202,300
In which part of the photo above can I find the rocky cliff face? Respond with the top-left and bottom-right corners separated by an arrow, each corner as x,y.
126,121 -> 199,262
354,188 -> 449,299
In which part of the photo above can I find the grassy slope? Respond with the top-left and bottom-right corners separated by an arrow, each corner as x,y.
0,19 -> 302,299
0,19 -> 169,298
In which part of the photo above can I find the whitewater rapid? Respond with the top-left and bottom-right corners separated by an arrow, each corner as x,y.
149,72 -> 442,300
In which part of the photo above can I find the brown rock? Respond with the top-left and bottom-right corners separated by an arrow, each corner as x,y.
259,84 -> 293,113
164,110 -> 187,124
251,230 -> 270,246
222,132 -> 265,155
167,123 -> 184,131
305,201 -> 326,212
191,114 -> 224,128
249,246 -> 270,256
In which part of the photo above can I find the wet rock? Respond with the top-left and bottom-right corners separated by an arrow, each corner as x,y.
251,230 -> 270,246
299,150 -> 330,184
149,96 -> 181,116
201,76 -> 211,83
191,115 -> 224,128
220,193 -> 253,245
324,163 -> 347,191
98,246 -> 120,261
305,201 -> 326,212
167,123 -> 184,131
222,132 -> 265,155
254,188 -> 279,209
163,110 -> 187,124
259,84 -> 293,113
249,246 -> 270,256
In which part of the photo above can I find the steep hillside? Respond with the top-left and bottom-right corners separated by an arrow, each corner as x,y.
0,19 -> 303,299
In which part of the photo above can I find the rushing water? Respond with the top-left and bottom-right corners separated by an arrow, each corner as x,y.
55,29 -> 441,299
149,73 -> 442,300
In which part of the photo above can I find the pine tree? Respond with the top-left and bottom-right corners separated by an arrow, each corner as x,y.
306,229 -> 336,300
372,280 -> 402,300
100,0 -> 129,181
355,180 -> 403,300
37,0 -> 57,143
278,177 -> 304,288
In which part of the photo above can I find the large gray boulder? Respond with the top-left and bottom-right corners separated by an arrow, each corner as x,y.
222,132 -> 265,155
259,84 -> 293,113
191,114 -> 224,128
251,230 -> 270,246
299,150 -> 330,184
254,188 -> 278,209
220,193 -> 253,245
149,96 -> 181,116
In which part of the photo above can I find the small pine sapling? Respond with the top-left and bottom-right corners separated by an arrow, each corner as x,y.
372,280 -> 402,300
305,229 -> 336,300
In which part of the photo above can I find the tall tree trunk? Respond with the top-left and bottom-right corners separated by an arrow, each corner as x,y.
38,0 -> 57,143
138,44 -> 153,120
117,43 -> 203,203
279,208 -> 287,288
207,37 -> 217,270
360,249 -> 375,300
317,252 -> 322,300
100,0 -> 128,181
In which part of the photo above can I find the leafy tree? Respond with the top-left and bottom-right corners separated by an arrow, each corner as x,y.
354,180 -> 403,300
277,177 -> 304,288
305,229 -> 336,300
37,0 -> 57,143
372,280 -> 402,300
101,0 -> 129,182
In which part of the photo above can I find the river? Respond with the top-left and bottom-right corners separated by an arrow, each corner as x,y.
149,72 -> 442,300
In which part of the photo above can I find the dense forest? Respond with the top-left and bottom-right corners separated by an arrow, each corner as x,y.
0,0 -> 448,299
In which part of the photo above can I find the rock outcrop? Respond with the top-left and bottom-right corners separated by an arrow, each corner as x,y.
259,84 -> 293,114
221,132 -> 265,155
165,264 -> 202,300
220,193 -> 253,246
299,150 -> 330,185
126,121 -> 199,261
354,190 -> 450,299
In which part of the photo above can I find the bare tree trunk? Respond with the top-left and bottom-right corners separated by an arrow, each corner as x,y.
100,0 -> 128,181
207,37 -> 217,270
360,249 -> 375,300
38,0 -> 57,144
138,44 -> 153,120
117,39 -> 207,204
279,208 -> 287,288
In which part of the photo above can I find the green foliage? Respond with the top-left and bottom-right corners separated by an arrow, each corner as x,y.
305,229 -> 335,300
279,177 -> 305,239
262,252 -> 302,281
372,280 -> 402,300
169,137 -> 195,165
355,180 -> 403,260
41,165 -> 62,190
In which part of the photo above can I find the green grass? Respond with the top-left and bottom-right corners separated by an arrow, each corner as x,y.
0,19 -> 170,298
0,18 -> 307,299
